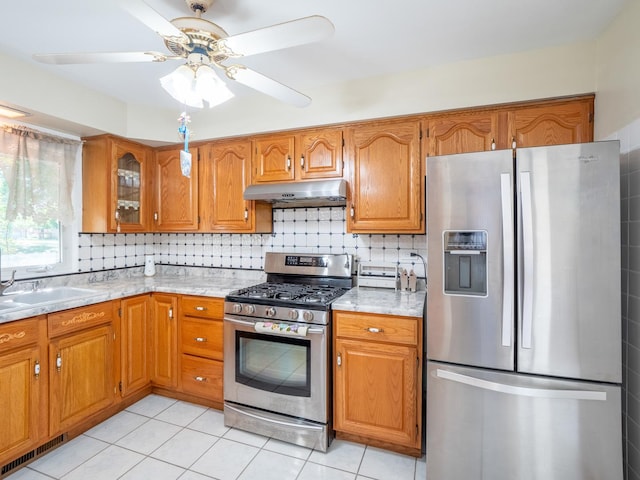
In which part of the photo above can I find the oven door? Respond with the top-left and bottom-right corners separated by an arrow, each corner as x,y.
223,314 -> 329,423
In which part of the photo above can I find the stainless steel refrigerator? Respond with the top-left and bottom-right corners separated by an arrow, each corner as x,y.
426,141 -> 623,480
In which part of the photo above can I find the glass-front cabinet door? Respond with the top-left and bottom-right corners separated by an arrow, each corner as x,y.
110,140 -> 149,232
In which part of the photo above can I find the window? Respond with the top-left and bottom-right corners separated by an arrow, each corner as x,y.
0,124 -> 81,280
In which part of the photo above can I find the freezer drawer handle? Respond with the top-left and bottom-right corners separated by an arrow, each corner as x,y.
435,369 -> 607,401
500,173 -> 514,347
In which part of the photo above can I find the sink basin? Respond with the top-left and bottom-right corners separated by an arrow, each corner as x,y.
0,301 -> 28,310
5,287 -> 100,305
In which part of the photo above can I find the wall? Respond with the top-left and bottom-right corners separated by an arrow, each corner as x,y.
77,206 -> 427,278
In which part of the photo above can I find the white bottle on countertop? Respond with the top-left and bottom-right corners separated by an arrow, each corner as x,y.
144,255 -> 156,277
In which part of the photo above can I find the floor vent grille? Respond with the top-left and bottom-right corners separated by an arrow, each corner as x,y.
1,434 -> 66,478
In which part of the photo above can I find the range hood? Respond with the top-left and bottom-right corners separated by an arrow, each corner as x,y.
243,179 -> 347,208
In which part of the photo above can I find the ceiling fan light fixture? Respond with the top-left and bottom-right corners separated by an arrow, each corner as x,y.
160,63 -> 233,108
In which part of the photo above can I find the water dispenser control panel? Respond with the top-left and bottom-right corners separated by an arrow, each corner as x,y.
443,230 -> 487,297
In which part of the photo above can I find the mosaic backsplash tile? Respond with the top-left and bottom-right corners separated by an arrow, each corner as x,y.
78,206 -> 427,278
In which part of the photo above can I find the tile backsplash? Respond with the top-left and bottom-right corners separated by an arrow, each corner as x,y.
78,206 -> 427,278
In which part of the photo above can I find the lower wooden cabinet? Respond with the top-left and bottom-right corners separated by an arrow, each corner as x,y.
178,295 -> 224,404
333,311 -> 422,454
120,295 -> 151,397
48,302 -> 116,436
0,316 -> 47,466
150,294 -> 178,388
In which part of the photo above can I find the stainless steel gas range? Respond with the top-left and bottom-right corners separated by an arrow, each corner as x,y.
223,252 -> 353,452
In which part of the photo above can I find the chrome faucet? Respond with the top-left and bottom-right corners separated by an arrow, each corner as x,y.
0,248 -> 16,295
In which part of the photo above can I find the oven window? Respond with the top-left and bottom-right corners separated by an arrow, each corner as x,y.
236,331 -> 311,397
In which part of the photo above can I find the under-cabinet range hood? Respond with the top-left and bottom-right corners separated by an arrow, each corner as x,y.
243,178 -> 347,207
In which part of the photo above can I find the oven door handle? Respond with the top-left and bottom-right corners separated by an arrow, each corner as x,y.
225,403 -> 324,431
224,316 -> 326,335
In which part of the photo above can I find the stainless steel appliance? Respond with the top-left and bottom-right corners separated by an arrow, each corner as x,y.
426,141 -> 623,479
224,252 -> 352,452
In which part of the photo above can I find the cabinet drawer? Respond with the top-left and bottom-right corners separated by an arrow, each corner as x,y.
334,311 -> 418,345
180,296 -> 223,320
180,318 -> 223,360
0,317 -> 42,353
48,301 -> 113,338
181,354 -> 223,401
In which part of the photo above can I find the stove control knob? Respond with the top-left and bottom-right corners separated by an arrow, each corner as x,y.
266,307 -> 277,318
232,304 -> 243,314
303,311 -> 314,322
288,310 -> 299,320
244,305 -> 255,315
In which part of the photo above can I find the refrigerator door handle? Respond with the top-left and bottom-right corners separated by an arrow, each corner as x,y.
500,173 -> 514,347
520,171 -> 534,349
435,369 -> 607,401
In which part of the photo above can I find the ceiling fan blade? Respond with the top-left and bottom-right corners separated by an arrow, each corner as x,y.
227,66 -> 311,107
32,51 -> 175,65
120,0 -> 188,43
220,15 -> 334,57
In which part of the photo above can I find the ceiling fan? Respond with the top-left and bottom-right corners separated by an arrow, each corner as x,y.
33,0 -> 334,108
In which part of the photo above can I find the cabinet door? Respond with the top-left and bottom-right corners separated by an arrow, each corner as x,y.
153,147 -> 199,231
345,120 -> 424,233
49,324 -> 115,435
201,141 -> 272,233
150,294 -> 178,388
0,345 -> 44,463
509,98 -> 593,148
334,338 -> 419,448
297,128 -> 343,180
252,134 -> 296,183
120,295 -> 150,397
111,140 -> 150,232
427,111 -> 504,156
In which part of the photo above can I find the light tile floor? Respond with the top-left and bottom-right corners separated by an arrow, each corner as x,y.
6,395 -> 426,480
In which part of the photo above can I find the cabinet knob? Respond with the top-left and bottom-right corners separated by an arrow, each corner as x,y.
194,337 -> 207,343
491,138 -> 496,150
300,155 -> 305,168
194,376 -> 207,382
511,137 -> 516,149
56,353 -> 62,372
337,353 -> 342,366
194,306 -> 207,311
350,206 -> 355,218
365,327 -> 384,334
244,208 -> 248,222
34,360 -> 40,378
286,156 -> 291,171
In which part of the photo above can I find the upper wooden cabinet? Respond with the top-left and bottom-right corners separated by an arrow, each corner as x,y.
153,147 -> 199,231
345,119 -> 424,233
426,110 -> 507,156
252,128 -> 343,183
200,139 -> 272,233
82,135 -> 151,233
508,97 -> 593,148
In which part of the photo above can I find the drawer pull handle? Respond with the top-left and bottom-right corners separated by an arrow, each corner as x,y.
56,353 -> 62,372
194,306 -> 208,311
194,376 -> 207,382
34,360 -> 40,378
194,337 -> 207,343
365,327 -> 384,333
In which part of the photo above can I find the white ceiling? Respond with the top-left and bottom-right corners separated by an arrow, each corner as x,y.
0,0 -> 629,112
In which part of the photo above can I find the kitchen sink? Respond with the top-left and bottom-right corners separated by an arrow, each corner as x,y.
3,287 -> 101,305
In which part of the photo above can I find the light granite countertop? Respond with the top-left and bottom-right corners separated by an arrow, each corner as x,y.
332,286 -> 426,318
0,267 -> 426,324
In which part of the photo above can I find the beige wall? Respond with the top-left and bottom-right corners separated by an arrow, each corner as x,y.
1,39 -> 597,143
595,0 -> 640,140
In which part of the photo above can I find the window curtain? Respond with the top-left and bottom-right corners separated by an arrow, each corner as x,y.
0,125 -> 81,226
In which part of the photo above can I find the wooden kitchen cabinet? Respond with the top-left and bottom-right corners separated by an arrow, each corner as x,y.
333,311 -> 422,455
426,110 -> 507,155
48,302 -> 116,436
150,293 -> 178,388
200,139 -> 272,233
344,119 -> 424,233
153,147 -> 199,231
178,296 -> 224,404
82,135 -> 151,233
0,316 -> 47,466
119,295 -> 151,397
508,96 -> 593,148
252,127 -> 343,183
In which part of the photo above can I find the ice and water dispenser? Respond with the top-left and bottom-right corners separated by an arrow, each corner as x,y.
443,231 -> 487,296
